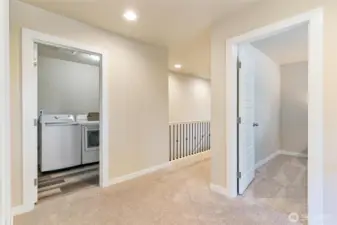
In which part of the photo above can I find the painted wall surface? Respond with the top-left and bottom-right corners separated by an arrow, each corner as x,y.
169,30 -> 211,78
280,62 -> 308,154
245,45 -> 281,164
10,0 -> 168,207
169,73 -> 211,123
251,23 -> 308,65
38,56 -> 100,114
211,0 -> 336,222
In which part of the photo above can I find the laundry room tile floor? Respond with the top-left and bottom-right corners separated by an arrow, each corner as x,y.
38,164 -> 99,201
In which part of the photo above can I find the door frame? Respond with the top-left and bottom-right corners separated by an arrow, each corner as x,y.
0,0 -> 11,224
21,28 -> 110,212
225,8 -> 323,225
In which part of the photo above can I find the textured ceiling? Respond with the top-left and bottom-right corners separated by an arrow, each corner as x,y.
21,0 -> 262,78
21,0 -> 260,46
252,23 -> 308,65
168,30 -> 211,78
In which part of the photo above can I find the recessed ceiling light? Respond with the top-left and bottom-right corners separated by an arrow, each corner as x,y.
174,64 -> 182,69
123,10 -> 138,21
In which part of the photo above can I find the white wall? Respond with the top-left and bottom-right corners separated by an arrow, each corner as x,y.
245,45 -> 281,163
168,73 -> 211,122
280,62 -> 308,154
38,56 -> 100,114
210,1 -> 336,222
251,23 -> 308,65
10,0 -> 168,207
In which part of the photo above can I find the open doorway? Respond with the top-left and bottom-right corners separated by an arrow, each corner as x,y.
22,29 -> 109,210
225,9 -> 323,225
237,23 -> 308,220
36,43 -> 101,201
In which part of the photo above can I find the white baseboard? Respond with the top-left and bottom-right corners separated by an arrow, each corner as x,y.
255,151 -> 280,170
210,183 -> 230,197
13,153 -> 209,215
170,150 -> 211,165
12,203 -> 34,216
108,161 -> 172,186
108,151 -> 210,187
279,150 -> 308,158
255,149 -> 308,170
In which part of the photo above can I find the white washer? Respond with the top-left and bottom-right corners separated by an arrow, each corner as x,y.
40,114 -> 82,172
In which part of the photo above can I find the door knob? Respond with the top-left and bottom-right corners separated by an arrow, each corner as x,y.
253,122 -> 259,127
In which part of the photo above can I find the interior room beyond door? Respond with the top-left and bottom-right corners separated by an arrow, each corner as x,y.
36,43 -> 101,203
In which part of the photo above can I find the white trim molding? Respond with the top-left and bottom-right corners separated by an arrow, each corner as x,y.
108,162 -> 171,186
255,150 -> 308,171
255,151 -> 280,170
170,150 -> 211,165
225,8 -> 324,225
109,151 -> 210,186
11,204 -> 34,217
279,150 -> 308,158
210,184 -> 229,198
21,28 -> 110,213
0,0 -> 11,224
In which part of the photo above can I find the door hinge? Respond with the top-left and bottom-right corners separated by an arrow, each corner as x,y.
33,43 -> 38,67
34,178 -> 37,186
34,118 -> 38,126
237,171 -> 242,179
237,59 -> 242,69
237,117 -> 242,124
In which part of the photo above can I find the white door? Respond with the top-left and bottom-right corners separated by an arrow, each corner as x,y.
25,42 -> 39,204
238,44 -> 256,195
33,42 -> 38,203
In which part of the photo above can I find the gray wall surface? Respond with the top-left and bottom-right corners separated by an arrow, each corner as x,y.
38,56 -> 100,114
280,62 -> 308,155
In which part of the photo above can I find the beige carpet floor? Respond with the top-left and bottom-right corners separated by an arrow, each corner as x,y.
14,153 -> 305,225
244,154 -> 307,222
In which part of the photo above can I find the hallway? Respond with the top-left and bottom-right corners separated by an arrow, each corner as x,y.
14,153 -> 302,225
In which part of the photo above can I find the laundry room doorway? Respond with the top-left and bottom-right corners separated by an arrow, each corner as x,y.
21,29 -> 109,210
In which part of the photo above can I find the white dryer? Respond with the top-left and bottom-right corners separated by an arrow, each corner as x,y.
77,115 -> 100,164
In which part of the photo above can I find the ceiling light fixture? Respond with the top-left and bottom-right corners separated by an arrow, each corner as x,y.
123,10 -> 138,21
90,55 -> 100,61
174,64 -> 182,69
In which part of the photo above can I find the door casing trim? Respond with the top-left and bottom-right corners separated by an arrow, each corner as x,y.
21,28 -> 110,212
225,8 -> 324,225
0,0 -> 11,224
